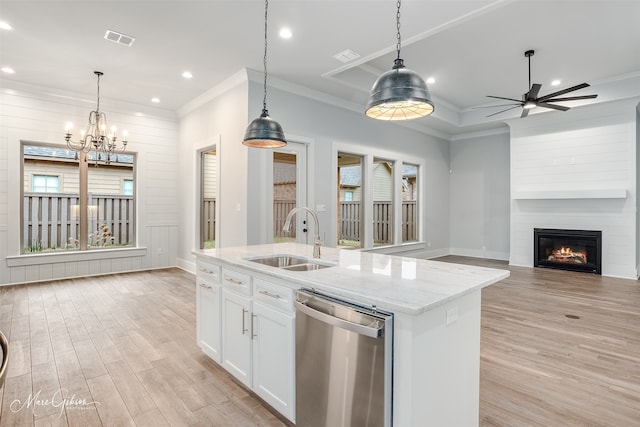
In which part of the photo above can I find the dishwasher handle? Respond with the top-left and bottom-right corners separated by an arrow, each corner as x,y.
295,300 -> 384,338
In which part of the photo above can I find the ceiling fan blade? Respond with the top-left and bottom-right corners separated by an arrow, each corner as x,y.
537,83 -> 590,102
486,95 -> 524,103
486,105 -> 521,118
537,102 -> 570,112
543,94 -> 598,102
521,108 -> 530,118
528,83 -> 542,99
473,103 -> 521,109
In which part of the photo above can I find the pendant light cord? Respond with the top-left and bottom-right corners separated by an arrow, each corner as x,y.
395,0 -> 401,61
96,73 -> 101,112
262,0 -> 269,113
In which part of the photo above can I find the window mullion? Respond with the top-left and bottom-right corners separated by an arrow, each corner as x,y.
79,151 -> 88,250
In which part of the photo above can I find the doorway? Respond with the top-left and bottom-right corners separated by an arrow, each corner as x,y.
200,147 -> 217,249
272,141 -> 308,244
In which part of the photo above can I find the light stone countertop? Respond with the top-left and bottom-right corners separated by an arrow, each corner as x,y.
193,243 -> 510,315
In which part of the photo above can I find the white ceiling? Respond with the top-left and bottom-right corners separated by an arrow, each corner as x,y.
2,0 -> 640,136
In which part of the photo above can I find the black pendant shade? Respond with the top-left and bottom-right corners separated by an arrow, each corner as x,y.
242,109 -> 286,148
242,0 -> 287,148
366,58 -> 434,121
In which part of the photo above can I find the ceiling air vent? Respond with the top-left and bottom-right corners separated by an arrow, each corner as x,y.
104,29 -> 135,47
333,49 -> 361,63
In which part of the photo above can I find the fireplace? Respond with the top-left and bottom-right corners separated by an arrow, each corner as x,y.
534,228 -> 602,274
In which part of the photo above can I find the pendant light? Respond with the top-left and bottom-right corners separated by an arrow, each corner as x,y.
365,0 -> 434,121
242,0 -> 287,148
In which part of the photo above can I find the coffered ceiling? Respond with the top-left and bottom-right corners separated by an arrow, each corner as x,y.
1,0 -> 639,136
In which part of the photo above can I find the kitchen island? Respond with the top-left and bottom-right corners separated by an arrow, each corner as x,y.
193,243 -> 509,426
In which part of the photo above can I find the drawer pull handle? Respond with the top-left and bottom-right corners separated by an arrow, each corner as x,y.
251,314 -> 257,339
199,267 -> 214,274
242,308 -> 248,335
258,290 -> 281,299
199,283 -> 212,290
226,277 -> 244,286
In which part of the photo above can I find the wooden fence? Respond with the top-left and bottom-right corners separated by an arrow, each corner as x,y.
340,201 -> 417,243
202,198 -> 216,242
24,192 -> 133,251
274,200 -> 296,238
270,200 -> 417,242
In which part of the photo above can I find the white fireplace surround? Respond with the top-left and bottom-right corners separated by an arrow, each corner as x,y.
508,98 -> 640,279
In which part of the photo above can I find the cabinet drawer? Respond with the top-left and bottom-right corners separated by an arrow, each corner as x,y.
254,278 -> 294,313
222,268 -> 252,295
197,259 -> 221,284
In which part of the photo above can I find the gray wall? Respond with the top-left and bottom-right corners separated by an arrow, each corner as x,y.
449,132 -> 510,260
246,79 -> 451,253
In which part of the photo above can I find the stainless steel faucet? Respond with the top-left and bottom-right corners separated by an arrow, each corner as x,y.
283,207 -> 322,258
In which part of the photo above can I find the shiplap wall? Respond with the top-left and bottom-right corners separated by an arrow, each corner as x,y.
509,98 -> 639,278
0,83 -> 179,285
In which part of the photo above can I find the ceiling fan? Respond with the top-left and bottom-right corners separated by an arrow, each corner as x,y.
483,50 -> 598,118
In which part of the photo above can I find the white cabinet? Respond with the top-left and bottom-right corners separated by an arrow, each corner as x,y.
221,288 -> 252,386
252,299 -> 294,420
196,260 -> 221,363
199,261 -> 295,423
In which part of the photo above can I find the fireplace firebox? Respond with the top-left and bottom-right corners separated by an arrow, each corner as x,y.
534,228 -> 602,274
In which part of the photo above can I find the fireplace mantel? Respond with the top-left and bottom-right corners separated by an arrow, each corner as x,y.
512,188 -> 627,200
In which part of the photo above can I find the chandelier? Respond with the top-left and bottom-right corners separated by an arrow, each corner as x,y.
65,71 -> 128,165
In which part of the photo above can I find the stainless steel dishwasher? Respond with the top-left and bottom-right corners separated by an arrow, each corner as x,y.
295,289 -> 393,427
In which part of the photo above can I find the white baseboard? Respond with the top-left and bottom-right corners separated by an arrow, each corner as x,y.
449,248 -> 509,261
177,257 -> 196,274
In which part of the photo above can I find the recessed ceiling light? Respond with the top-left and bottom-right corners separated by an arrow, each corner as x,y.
151,97 -> 160,103
279,27 -> 292,39
1,66 -> 15,74
426,77 -> 435,84
551,79 -> 561,86
182,71 -> 193,79
0,21 -> 12,31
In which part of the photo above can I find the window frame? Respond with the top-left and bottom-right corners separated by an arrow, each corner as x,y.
333,142 -> 425,249
21,141 -> 137,254
32,174 -> 60,193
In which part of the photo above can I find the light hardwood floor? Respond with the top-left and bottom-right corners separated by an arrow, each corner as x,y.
438,256 -> 640,427
0,262 -> 638,426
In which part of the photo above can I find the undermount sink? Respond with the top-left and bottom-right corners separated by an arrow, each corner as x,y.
245,254 -> 334,271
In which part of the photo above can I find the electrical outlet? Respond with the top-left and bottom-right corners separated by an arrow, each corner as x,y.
316,204 -> 327,212
446,307 -> 458,326
157,247 -> 163,254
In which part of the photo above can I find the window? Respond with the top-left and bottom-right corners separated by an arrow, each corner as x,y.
335,148 -> 422,249
337,153 -> 363,249
122,179 -> 134,195
372,158 -> 394,246
401,164 -> 419,243
32,175 -> 59,193
22,143 -> 136,253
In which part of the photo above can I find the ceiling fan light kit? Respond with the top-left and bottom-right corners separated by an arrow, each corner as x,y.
484,49 -> 597,118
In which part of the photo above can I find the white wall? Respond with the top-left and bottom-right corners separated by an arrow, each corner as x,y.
176,71 -> 249,272
509,98 -> 640,279
245,76 -> 452,255
450,131 -> 510,260
0,82 -> 179,285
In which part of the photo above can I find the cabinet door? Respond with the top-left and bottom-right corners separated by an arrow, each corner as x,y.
197,280 -> 221,362
252,301 -> 295,422
222,289 -> 252,386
